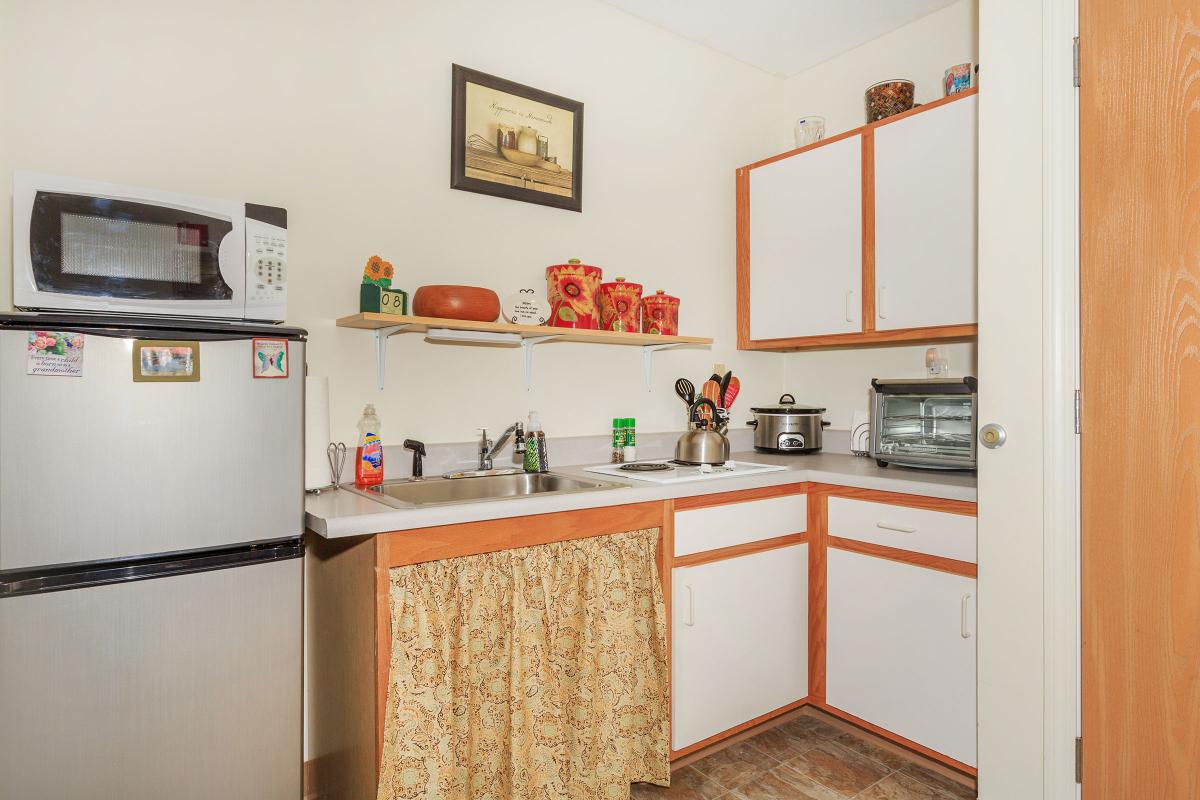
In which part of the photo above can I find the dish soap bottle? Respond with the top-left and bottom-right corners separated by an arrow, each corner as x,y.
355,404 -> 384,486
524,411 -> 549,473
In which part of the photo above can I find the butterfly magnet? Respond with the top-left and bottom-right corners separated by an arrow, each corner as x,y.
252,338 -> 289,379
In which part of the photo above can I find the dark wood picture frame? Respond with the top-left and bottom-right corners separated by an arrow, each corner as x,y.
450,64 -> 584,212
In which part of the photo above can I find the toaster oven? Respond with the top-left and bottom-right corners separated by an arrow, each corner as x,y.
870,377 -> 978,470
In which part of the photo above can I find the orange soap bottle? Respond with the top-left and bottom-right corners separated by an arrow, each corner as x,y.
355,404 -> 384,486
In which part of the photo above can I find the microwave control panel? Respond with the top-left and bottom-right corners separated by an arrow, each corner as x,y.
245,213 -> 287,321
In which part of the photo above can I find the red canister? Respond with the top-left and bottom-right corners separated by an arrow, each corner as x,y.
641,290 -> 680,335
546,258 -> 602,329
599,277 -> 643,333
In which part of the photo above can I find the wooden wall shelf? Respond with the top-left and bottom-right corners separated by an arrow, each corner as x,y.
335,313 -> 713,391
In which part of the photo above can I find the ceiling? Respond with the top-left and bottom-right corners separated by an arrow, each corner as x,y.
598,0 -> 960,77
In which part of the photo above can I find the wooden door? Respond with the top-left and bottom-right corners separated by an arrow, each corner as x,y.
825,549 -> 977,767
1080,1 -> 1200,796
873,94 -> 978,331
671,544 -> 808,751
746,134 -> 862,340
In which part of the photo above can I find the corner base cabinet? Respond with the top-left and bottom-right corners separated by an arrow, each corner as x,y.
826,548 -> 977,767
671,543 -> 809,751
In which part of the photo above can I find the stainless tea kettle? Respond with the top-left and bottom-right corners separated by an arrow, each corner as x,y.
675,397 -> 731,465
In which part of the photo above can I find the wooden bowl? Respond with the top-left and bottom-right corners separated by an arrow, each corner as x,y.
412,285 -> 501,322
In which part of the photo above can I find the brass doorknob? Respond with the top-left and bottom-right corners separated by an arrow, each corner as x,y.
979,423 -> 1007,449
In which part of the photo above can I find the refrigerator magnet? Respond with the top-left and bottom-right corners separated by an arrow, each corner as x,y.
132,340 -> 200,382
26,331 -> 85,377
252,338 -> 289,379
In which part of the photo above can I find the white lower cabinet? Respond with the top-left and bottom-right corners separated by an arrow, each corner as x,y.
671,544 -> 808,751
826,548 -> 977,766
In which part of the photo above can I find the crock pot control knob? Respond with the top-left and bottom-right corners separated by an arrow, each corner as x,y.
979,423 -> 1007,449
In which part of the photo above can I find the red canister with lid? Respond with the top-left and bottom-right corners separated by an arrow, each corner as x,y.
599,277 -> 643,332
641,290 -> 680,335
546,258 -> 602,329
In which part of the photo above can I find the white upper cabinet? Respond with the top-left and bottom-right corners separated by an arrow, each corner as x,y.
873,94 -> 978,330
748,134 -> 862,340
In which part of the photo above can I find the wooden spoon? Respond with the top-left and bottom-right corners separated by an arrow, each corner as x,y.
700,379 -> 722,422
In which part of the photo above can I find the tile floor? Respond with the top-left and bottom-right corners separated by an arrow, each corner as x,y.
633,711 -> 977,800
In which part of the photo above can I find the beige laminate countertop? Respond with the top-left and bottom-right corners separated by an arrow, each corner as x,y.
305,451 -> 976,539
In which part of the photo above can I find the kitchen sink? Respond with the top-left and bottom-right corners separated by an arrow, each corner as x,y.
346,471 -> 626,508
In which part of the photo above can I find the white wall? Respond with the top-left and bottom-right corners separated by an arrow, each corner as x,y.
776,0 -> 979,428
0,0 -> 786,446
0,1 -> 979,443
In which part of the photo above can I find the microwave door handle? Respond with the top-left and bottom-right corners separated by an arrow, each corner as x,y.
217,221 -> 245,306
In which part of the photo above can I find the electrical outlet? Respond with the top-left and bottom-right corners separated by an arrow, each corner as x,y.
711,362 -> 725,376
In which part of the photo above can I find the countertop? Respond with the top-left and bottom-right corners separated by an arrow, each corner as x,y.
305,452 -> 976,539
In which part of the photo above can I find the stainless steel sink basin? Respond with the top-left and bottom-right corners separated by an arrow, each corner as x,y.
346,471 -> 626,508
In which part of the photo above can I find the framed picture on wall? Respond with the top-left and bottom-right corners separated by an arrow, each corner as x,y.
450,64 -> 584,212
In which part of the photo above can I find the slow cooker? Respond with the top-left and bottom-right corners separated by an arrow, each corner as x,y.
747,394 -> 829,453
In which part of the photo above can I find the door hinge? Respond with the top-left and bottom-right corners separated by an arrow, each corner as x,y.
1074,389 -> 1082,434
1073,37 -> 1081,87
1075,736 -> 1083,783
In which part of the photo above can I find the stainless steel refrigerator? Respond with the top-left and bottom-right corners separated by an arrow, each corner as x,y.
0,313 -> 305,799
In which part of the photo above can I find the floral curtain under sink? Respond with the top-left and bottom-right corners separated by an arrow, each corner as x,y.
377,528 -> 670,800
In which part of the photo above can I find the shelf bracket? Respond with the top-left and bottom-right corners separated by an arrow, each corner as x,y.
521,335 -> 563,391
642,343 -> 685,392
373,324 -> 413,390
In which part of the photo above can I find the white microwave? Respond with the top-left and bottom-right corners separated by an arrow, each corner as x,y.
12,171 -> 287,322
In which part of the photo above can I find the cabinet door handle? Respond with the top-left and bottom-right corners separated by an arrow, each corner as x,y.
844,290 -> 855,323
961,593 -> 973,639
876,521 -> 918,533
878,285 -> 888,319
683,584 -> 695,627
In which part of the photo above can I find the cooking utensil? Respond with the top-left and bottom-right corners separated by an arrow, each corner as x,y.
746,394 -> 829,453
723,376 -> 741,409
674,378 -> 695,408
699,379 -> 722,423
676,398 -> 730,465
327,442 -> 347,488
719,371 -> 732,402
412,285 -> 501,322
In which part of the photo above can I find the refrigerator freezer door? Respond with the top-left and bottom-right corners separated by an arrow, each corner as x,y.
0,556 -> 302,799
0,331 -> 303,570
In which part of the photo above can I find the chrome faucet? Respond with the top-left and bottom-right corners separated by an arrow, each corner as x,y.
478,422 -> 525,471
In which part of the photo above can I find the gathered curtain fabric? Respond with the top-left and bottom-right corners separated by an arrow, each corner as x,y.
377,528 -> 670,800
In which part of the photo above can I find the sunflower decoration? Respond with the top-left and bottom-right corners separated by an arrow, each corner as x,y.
362,255 -> 395,290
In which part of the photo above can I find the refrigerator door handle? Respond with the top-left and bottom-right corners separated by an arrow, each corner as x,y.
0,537 -> 302,598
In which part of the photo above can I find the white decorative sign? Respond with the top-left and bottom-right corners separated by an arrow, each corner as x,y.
503,289 -> 550,325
